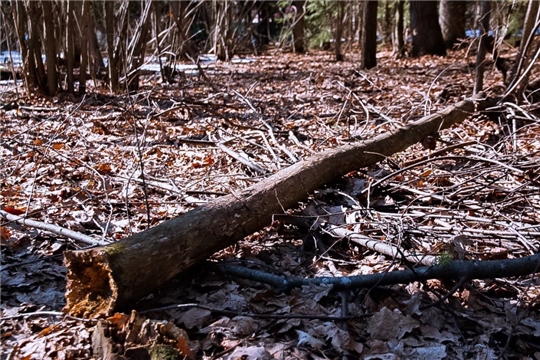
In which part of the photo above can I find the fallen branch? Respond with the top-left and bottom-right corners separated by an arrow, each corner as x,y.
63,94 -> 498,317
214,253 -> 540,292
326,225 -> 439,266
0,209 -> 108,246
217,143 -> 267,174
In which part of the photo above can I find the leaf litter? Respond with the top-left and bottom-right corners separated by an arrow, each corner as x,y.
1,47 -> 540,359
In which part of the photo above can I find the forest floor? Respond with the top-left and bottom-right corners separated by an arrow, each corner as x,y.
1,45 -> 540,359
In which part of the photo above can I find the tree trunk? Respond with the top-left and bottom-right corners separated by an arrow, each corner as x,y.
64,94 -> 497,318
383,0 -> 391,44
393,0 -> 405,58
357,1 -> 364,47
66,0 -> 75,94
88,5 -> 105,81
439,0 -> 466,49
473,0 -> 491,95
79,0 -> 89,95
42,0 -> 58,96
29,2 -> 47,92
257,1 -> 278,46
11,1 -> 31,90
105,1 -> 119,92
334,1 -> 345,61
360,0 -> 378,69
292,0 -> 305,53
410,0 -> 446,57
212,0 -> 235,61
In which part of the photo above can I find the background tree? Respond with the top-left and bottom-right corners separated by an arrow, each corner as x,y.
392,0 -> 405,58
381,0 -> 392,44
5,0 -> 537,97
305,0 -> 336,51
473,0 -> 490,95
360,0 -> 378,69
65,1 -> 77,94
125,0 -> 152,91
79,0 -> 89,95
439,0 -> 466,49
42,1 -> 58,96
170,1 -> 204,59
105,0 -> 121,92
209,0 -> 256,61
334,0 -> 346,61
508,0 -> 540,101
410,0 -> 446,57
256,1 -> 277,47
87,4 -> 105,81
292,0 -> 305,53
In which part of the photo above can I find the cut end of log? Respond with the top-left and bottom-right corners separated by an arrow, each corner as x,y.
63,248 -> 118,318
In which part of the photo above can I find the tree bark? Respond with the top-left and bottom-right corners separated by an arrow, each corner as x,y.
105,0 -> 119,92
410,0 -> 446,57
473,0 -> 491,95
66,0 -> 75,94
439,0 -> 466,49
393,0 -> 405,58
64,95 -> 497,318
292,0 -> 305,53
334,1 -> 345,61
79,0 -> 89,95
42,0 -> 58,96
29,2 -> 47,92
212,0 -> 235,61
88,4 -> 105,81
360,0 -> 378,69
11,0 -> 31,89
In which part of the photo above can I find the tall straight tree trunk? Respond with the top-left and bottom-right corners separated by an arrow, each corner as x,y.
257,1 -> 270,46
79,0 -> 89,94
334,1 -> 345,61
105,1 -> 119,92
42,0 -> 58,96
393,0 -> 405,57
361,0 -> 378,69
383,0 -> 391,44
292,0 -> 305,53
439,0 -> 466,49
410,0 -> 446,57
88,7 -> 104,81
11,1 -> 31,90
66,0 -> 75,94
29,2 -> 47,92
357,2 -> 364,47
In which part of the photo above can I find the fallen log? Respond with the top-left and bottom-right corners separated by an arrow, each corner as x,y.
64,94 -> 497,317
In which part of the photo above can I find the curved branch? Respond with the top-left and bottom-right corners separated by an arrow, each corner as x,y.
214,253 -> 540,292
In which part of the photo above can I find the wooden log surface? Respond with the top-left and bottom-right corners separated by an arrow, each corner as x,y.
64,94 -> 497,317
